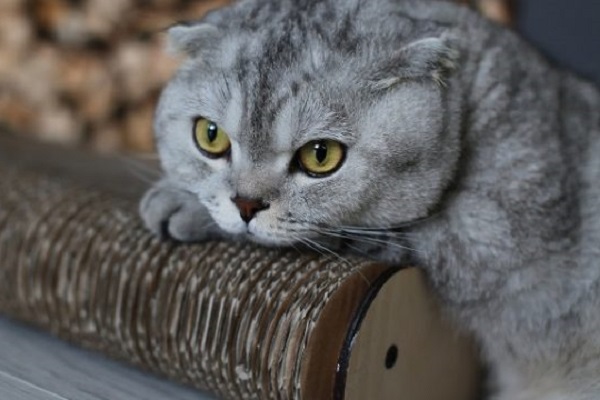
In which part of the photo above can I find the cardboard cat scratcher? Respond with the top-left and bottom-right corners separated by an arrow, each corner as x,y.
0,132 -> 481,400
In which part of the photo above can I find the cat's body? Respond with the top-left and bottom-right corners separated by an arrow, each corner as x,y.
139,0 -> 600,398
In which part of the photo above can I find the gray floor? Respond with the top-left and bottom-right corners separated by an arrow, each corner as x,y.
0,318 -> 215,400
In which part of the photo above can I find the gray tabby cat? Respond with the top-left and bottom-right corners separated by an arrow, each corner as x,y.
139,0 -> 600,398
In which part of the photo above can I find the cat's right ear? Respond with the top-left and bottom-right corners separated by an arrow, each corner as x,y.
167,23 -> 221,57
370,36 -> 461,90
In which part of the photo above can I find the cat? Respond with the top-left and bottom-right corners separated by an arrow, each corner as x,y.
139,0 -> 600,398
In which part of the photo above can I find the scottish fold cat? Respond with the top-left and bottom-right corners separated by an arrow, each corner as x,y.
139,0 -> 600,398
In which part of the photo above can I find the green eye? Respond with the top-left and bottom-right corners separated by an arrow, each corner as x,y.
193,118 -> 231,158
297,140 -> 346,177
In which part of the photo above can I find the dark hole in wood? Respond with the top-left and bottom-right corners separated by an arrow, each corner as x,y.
385,345 -> 398,369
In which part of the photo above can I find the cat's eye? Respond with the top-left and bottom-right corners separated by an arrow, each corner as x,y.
193,118 -> 231,158
297,140 -> 346,177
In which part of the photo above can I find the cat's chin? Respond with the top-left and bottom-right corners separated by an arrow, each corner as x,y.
223,224 -> 286,247
245,229 -> 341,251
245,232 -> 287,247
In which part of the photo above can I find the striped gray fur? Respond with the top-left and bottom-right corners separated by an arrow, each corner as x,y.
141,1 -> 600,399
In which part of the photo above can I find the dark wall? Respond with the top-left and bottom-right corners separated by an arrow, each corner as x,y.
516,0 -> 600,85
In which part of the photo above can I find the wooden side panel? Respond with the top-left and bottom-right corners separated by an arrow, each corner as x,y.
301,264 -> 390,400
343,269 -> 481,400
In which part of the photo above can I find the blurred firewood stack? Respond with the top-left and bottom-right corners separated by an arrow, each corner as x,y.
0,0 -> 230,152
0,0 -> 514,153
459,0 -> 515,26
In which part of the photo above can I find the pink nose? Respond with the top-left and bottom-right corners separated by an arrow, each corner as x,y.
232,197 -> 270,223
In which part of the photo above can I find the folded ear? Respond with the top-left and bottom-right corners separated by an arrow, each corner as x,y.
370,36 -> 460,90
167,23 -> 221,57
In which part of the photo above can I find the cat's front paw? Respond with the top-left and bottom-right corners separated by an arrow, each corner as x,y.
139,181 -> 218,242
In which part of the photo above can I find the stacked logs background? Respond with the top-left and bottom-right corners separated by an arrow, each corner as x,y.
0,0 -> 513,153
0,0 -> 230,153
459,0 -> 515,26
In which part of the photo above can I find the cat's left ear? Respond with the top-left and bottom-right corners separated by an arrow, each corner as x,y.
371,36 -> 460,90
167,23 -> 221,57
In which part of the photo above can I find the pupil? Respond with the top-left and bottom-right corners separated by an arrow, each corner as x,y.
315,142 -> 328,164
207,122 -> 218,142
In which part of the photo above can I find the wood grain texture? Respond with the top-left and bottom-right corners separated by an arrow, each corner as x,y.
0,317 -> 213,400
343,269 -> 481,400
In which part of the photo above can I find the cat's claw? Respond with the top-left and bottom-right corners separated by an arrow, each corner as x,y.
139,182 -> 217,242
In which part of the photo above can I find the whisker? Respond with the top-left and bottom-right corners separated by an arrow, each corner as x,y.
299,236 -> 344,265
296,237 -> 327,258
287,235 -> 305,256
330,227 -> 415,239
340,241 -> 372,258
278,219 -> 423,256
335,214 -> 438,231
118,157 -> 162,185
129,153 -> 160,160
203,220 -> 218,231
297,237 -> 370,285
311,228 -> 423,254
278,213 -> 436,233
123,168 -> 156,185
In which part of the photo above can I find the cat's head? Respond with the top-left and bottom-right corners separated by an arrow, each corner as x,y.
155,0 -> 465,247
